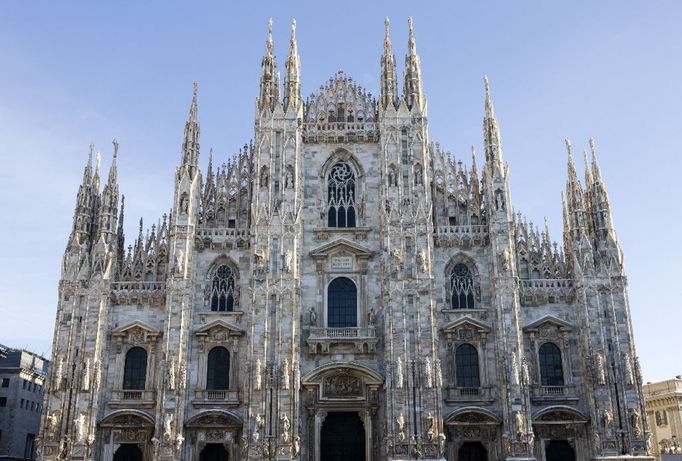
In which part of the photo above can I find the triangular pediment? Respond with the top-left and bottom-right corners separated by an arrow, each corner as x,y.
442,316 -> 491,334
309,238 -> 374,260
195,319 -> 243,337
523,315 -> 573,332
112,320 -> 161,338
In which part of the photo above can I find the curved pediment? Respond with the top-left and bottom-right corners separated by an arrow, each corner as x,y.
445,407 -> 501,425
532,405 -> 588,424
185,410 -> 243,428
302,362 -> 383,386
100,409 -> 155,428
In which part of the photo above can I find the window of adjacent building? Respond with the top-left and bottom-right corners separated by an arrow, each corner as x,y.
31,402 -> 35,411
327,162 -> 356,228
210,265 -> 236,312
0,397 -> 6,407
1,378 -> 8,388
206,346 -> 230,390
456,343 -> 481,388
539,342 -> 564,386
327,277 -> 358,328
22,380 -> 27,389
20,398 -> 24,408
122,347 -> 148,390
450,263 -> 475,309
24,433 -> 35,459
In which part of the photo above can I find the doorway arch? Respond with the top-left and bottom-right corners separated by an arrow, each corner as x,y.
200,443 -> 229,461
320,412 -> 365,461
545,440 -> 575,461
113,444 -> 143,461
458,441 -> 487,461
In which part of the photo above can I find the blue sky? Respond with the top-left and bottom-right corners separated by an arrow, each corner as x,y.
0,1 -> 679,382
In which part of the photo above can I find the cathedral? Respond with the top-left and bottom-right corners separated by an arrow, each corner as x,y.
37,17 -> 654,461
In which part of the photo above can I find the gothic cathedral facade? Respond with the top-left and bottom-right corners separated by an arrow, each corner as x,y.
38,18 -> 653,461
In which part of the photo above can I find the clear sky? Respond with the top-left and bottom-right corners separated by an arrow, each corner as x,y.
0,1 -> 680,382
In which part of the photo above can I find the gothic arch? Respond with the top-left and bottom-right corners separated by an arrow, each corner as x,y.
444,253 -> 481,309
320,148 -> 365,179
444,253 -> 480,278
206,256 -> 240,281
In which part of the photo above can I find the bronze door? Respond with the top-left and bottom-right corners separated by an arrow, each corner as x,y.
320,412 -> 365,461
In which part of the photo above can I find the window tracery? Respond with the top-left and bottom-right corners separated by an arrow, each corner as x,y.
210,265 -> 236,312
450,263 -> 475,309
327,162 -> 356,228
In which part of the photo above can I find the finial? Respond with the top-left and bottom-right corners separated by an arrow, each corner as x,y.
95,151 -> 102,172
408,17 -> 413,33
291,18 -> 297,37
266,18 -> 274,52
385,17 -> 390,29
483,75 -> 490,95
483,75 -> 494,118
407,17 -> 416,52
112,139 -> 119,158
564,138 -> 573,156
589,137 -> 596,157
88,142 -> 94,163
193,81 -> 198,98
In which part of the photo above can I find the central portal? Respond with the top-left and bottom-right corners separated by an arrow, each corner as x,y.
320,412 -> 365,461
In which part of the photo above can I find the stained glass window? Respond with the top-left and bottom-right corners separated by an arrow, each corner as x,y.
327,162 -> 356,228
210,265 -> 235,312
450,263 -> 475,309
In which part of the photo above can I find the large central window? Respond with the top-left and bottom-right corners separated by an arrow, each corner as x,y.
210,265 -> 235,311
450,263 -> 475,309
327,277 -> 357,328
327,162 -> 356,228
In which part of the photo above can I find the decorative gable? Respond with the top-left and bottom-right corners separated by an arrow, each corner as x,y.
442,316 -> 491,341
195,320 -> 243,351
111,321 -> 161,352
309,238 -> 374,272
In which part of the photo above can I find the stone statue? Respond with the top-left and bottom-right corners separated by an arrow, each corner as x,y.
81,359 -> 90,391
174,434 -> 184,456
151,437 -> 160,460
284,250 -> 293,273
93,360 -> 101,390
437,432 -> 446,457
499,248 -> 511,272
255,359 -> 263,391
424,358 -> 433,388
46,412 -> 59,440
167,359 -> 176,391
603,409 -> 614,436
596,353 -> 606,385
417,249 -> 427,273
501,433 -> 512,457
645,431 -> 652,454
163,413 -> 174,442
280,413 -> 291,442
74,413 -> 86,444
495,189 -> 505,211
292,435 -> 301,456
367,308 -> 376,326
285,168 -> 294,189
174,249 -> 184,274
426,413 -> 436,441
624,353 -> 634,386
510,351 -> 520,386
253,414 -> 264,443
631,408 -> 642,437
282,358 -> 290,390
178,361 -> 187,390
396,357 -> 404,389
397,413 -> 406,441
521,357 -> 530,385
592,431 -> 601,454
514,411 -> 525,441
55,358 -> 64,391
309,307 -> 317,326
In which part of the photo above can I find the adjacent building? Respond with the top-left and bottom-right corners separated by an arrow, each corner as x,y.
644,377 -> 682,460
38,18 -> 654,461
0,344 -> 49,460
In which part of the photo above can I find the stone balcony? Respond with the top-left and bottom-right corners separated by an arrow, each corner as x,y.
192,389 -> 241,408
434,225 -> 488,247
196,228 -> 251,250
307,326 -> 378,355
444,386 -> 495,405
108,389 -> 156,409
520,278 -> 573,305
530,384 -> 580,403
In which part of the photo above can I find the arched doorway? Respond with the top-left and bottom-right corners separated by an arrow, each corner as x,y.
545,440 -> 575,461
200,443 -> 229,461
458,441 -> 487,461
320,412 -> 365,461
113,444 -> 142,461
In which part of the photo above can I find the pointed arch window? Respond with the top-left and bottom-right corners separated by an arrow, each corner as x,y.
207,346 -> 230,390
450,263 -> 475,309
123,347 -> 147,390
539,342 -> 564,386
455,343 -> 480,388
210,265 -> 235,312
327,277 -> 357,328
327,162 -> 356,228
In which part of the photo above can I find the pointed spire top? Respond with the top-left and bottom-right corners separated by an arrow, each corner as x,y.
589,137 -> 604,180
112,139 -> 119,159
266,18 -> 274,53
189,81 -> 198,123
88,142 -> 94,168
384,17 -> 392,49
107,139 -> 119,184
484,75 -> 495,119
407,17 -> 417,54
290,18 -> 297,50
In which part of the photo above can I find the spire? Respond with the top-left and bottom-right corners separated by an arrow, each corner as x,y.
181,81 -> 200,167
283,19 -> 301,111
403,17 -> 424,111
564,138 -> 588,241
380,17 -> 398,110
83,142 -> 94,184
108,139 -> 119,185
589,138 -> 618,243
97,140 -> 120,242
482,76 -> 504,166
116,194 -> 126,272
92,151 -> 102,192
258,18 -> 280,112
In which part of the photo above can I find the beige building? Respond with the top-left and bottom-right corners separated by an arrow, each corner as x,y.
644,377 -> 682,459
38,18 -> 653,461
